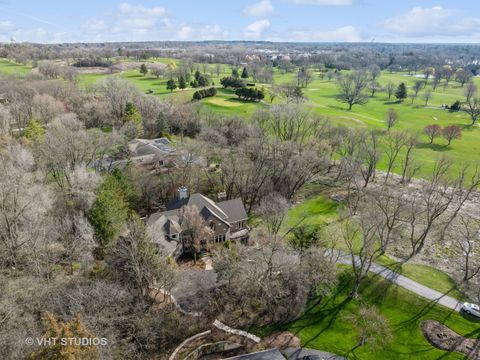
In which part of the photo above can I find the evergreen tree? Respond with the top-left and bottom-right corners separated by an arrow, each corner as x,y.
232,68 -> 239,78
395,83 -> 407,101
139,63 -> 148,76
178,76 -> 186,90
124,102 -> 142,124
241,67 -> 249,79
26,312 -> 100,360
88,174 -> 129,257
166,79 -> 177,92
24,119 -> 45,141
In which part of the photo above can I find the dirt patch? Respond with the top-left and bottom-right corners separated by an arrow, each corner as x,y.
421,320 -> 480,359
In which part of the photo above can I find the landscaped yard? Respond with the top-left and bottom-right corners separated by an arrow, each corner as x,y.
258,272 -> 480,360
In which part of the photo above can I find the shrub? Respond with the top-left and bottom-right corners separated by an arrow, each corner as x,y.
192,87 -> 217,101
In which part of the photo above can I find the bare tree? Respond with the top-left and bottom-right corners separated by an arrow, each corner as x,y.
178,205 -> 214,263
384,83 -> 396,100
336,71 -> 369,110
383,130 -> 408,182
422,90 -> 433,106
345,306 -> 393,349
464,97 -> 480,125
385,108 -> 398,130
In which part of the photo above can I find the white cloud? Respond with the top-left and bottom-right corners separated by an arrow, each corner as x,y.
243,0 -> 274,17
111,2 -> 169,35
279,25 -> 361,42
82,19 -> 108,32
383,6 -> 480,38
244,19 -> 271,39
0,20 -> 15,31
291,0 -> 352,5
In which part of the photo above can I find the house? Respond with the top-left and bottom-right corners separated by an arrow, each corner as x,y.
127,137 -> 176,168
94,137 -> 177,171
147,187 -> 249,257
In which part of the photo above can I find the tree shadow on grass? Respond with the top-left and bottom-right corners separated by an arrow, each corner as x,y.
416,142 -> 451,152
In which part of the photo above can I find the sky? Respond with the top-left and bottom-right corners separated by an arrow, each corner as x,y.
0,0 -> 479,44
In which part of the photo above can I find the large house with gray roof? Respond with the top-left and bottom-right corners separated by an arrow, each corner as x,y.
147,187 -> 249,257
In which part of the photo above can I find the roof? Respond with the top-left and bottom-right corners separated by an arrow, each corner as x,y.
217,198 -> 248,222
224,349 -> 285,360
166,193 -> 229,224
128,138 -> 175,157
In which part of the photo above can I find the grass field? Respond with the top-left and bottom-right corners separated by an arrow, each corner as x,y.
0,59 -> 32,76
68,60 -> 480,178
285,194 -> 466,301
258,272 -> 479,360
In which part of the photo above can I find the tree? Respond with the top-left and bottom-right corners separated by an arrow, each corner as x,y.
241,67 -> 249,79
384,130 -> 408,182
346,306 -> 393,350
289,224 -> 323,254
368,81 -> 381,97
368,64 -> 381,81
178,75 -> 186,90
88,174 -> 129,258
455,68 -> 473,86
465,97 -> 480,125
0,145 -> 53,270
385,108 -> 398,130
166,79 -> 177,92
442,125 -> 462,145
465,82 -> 477,102
442,65 -> 454,86
410,80 -> 424,103
108,214 -> 177,299
423,67 -> 435,86
385,82 -> 396,100
24,119 -> 45,141
26,313 -> 99,360
395,83 -> 407,101
149,63 -> 165,78
423,124 -> 442,144
231,68 -> 239,78
336,71 -> 370,110
448,215 -> 480,282
140,63 -> 148,76
422,90 -> 433,106
178,205 -> 214,263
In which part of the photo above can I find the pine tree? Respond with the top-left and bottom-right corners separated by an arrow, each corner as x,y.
24,119 -> 45,141
178,76 -> 186,90
166,79 -> 177,92
139,63 -> 148,76
26,312 -> 100,360
232,68 -> 239,78
395,83 -> 407,101
241,67 -> 249,79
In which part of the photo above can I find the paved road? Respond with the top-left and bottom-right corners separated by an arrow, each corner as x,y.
338,254 -> 463,311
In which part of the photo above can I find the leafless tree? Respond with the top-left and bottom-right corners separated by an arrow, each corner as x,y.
464,97 -> 480,125
33,93 -> 65,124
384,83 -> 396,100
336,71 -> 370,110
385,108 -> 398,130
345,306 -> 393,349
422,90 -> 433,106
383,130 -> 408,182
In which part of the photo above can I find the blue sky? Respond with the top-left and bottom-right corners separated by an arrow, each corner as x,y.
0,0 -> 479,43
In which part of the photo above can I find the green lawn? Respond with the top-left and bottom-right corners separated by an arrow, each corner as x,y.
0,59 -> 32,76
286,194 -> 466,302
258,272 -> 480,360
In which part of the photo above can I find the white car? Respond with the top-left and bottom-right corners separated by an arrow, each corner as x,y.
461,302 -> 480,317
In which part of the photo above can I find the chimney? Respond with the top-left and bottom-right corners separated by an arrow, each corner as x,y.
217,192 -> 227,202
178,186 -> 188,200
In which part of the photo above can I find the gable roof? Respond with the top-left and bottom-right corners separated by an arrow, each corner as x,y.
217,198 -> 248,223
166,193 -> 229,223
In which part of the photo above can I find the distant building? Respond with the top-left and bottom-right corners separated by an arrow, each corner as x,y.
147,187 -> 249,257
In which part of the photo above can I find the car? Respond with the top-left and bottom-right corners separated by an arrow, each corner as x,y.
461,302 -> 480,317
